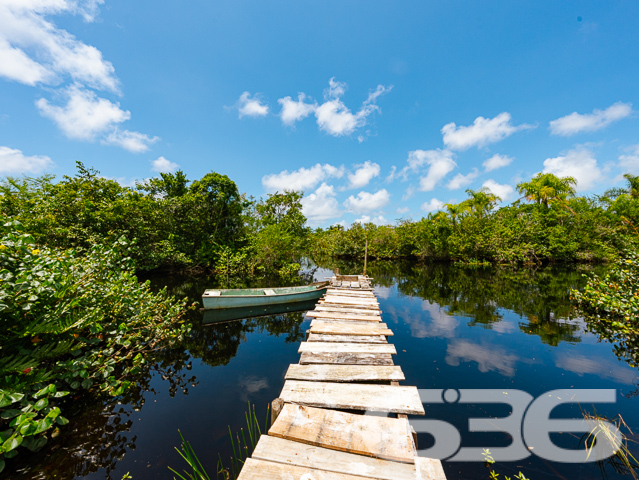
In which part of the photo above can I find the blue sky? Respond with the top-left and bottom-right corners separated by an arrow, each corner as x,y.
1,1 -> 638,227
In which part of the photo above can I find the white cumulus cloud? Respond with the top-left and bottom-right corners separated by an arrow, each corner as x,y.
301,183 -> 341,226
236,92 -> 269,118
346,161 -> 380,189
542,147 -> 601,191
549,102 -> 633,136
483,153 -> 513,172
482,179 -> 514,202
344,189 -> 390,214
442,112 -> 532,151
448,168 -> 479,190
399,149 -> 456,192
278,93 -> 316,126
421,198 -> 445,213
262,163 -> 344,192
354,215 -> 388,225
314,78 -> 391,137
0,145 -> 54,174
103,129 -> 159,153
150,156 -> 179,173
0,1 -> 118,92
36,85 -> 130,140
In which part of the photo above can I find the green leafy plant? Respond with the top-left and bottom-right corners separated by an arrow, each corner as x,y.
0,220 -> 191,472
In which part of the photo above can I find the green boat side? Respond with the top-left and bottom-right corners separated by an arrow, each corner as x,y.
201,282 -> 328,310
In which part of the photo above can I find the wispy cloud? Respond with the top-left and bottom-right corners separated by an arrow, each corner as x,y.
421,198 -> 445,213
483,153 -> 513,172
447,168 -> 479,190
236,92 -> 269,118
278,93 -> 316,126
549,102 -> 632,136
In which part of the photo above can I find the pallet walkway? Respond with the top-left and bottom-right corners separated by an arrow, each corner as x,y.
237,275 -> 446,480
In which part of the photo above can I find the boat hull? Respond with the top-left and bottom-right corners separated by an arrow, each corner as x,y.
202,283 -> 328,310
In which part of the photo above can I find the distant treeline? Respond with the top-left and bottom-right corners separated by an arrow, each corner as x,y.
0,162 -> 308,277
2,164 -> 639,273
309,173 -> 639,265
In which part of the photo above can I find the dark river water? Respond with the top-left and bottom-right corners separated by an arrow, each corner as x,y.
7,260 -> 639,480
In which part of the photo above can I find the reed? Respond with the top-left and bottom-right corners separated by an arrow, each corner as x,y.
169,402 -> 270,480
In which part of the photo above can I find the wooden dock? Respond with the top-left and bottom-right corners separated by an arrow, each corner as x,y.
237,275 -> 447,480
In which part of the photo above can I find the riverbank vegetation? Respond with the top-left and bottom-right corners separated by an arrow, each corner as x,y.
309,173 -> 639,265
0,221 -> 191,472
0,163 -> 307,278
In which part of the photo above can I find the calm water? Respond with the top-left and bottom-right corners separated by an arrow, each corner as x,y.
7,261 -> 639,480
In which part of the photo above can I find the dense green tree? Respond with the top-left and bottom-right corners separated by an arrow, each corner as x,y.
516,172 -> 577,208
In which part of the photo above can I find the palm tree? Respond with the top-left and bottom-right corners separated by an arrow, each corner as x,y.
464,188 -> 501,218
623,173 -> 639,198
516,173 -> 577,208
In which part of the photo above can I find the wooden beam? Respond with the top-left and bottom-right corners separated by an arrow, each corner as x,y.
285,364 -> 405,382
268,403 -> 416,463
307,333 -> 387,343
298,341 -> 396,355
315,305 -> 382,315
300,352 -> 394,365
253,436 -> 429,480
279,380 -> 425,415
307,311 -> 382,322
309,321 -> 393,336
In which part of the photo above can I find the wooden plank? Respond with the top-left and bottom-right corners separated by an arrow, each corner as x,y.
307,311 -> 382,322
285,364 -> 405,382
252,436 -> 429,480
269,404 -> 416,463
316,305 -> 382,315
308,333 -> 387,343
237,458 -> 377,480
415,457 -> 448,480
300,352 -> 394,365
299,342 -> 396,355
279,380 -> 425,415
326,289 -> 376,297
320,302 -> 380,310
312,318 -> 387,325
310,320 -> 393,336
323,295 -> 379,306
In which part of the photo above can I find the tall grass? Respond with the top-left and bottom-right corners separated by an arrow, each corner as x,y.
169,403 -> 270,480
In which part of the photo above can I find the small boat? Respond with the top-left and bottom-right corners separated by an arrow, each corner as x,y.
202,299 -> 319,324
202,282 -> 329,310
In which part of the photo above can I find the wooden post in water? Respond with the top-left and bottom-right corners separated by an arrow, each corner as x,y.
363,239 -> 368,276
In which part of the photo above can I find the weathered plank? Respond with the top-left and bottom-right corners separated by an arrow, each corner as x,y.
307,333 -> 387,343
252,436 -> 444,480
322,295 -> 379,306
300,352 -> 394,365
307,311 -> 382,322
316,305 -> 382,315
269,404 -> 416,463
309,320 -> 393,336
237,458 -> 376,480
320,302 -> 380,310
326,289 -> 376,297
298,341 -> 396,355
285,364 -> 405,382
279,380 -> 425,415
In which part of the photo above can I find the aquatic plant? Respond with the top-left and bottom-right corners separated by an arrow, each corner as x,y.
169,402 -> 269,480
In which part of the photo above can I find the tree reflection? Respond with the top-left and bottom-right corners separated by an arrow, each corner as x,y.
314,258 -> 604,347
